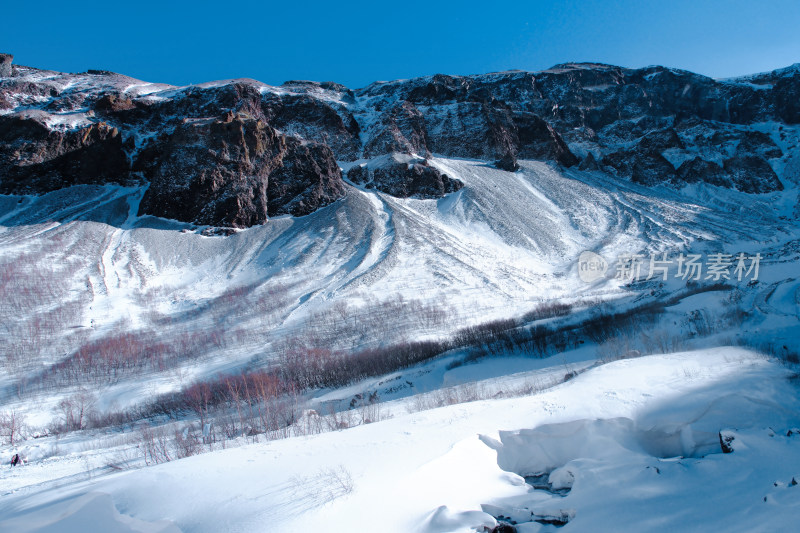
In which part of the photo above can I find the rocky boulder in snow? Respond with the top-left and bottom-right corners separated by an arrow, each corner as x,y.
719,430 -> 736,453
495,152 -> 520,171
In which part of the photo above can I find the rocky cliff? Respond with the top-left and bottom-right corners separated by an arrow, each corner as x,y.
0,55 -> 796,227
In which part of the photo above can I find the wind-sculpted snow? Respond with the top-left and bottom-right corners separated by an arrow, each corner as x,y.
474,352 -> 800,531
3,349 -> 798,533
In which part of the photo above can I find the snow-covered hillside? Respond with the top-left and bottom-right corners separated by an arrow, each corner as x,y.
1,153 -> 798,531
1,156 -> 796,413
1,57 -> 799,532
2,349 -> 799,532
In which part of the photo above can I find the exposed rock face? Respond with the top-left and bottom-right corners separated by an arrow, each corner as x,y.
354,64 -> 794,191
719,430 -> 736,453
266,139 -> 345,217
495,152 -> 520,171
0,54 -> 12,78
358,76 -> 578,169
514,111 -> 578,166
722,155 -> 782,193
94,94 -> 136,112
264,83 -> 361,161
0,115 -> 131,194
0,75 -> 346,227
363,100 -> 431,158
135,114 -> 344,226
0,59 -> 797,227
578,152 -> 600,171
677,157 -> 726,186
348,153 -> 462,198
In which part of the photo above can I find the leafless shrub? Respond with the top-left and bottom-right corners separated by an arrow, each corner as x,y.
297,295 -> 452,350
407,381 -> 487,412
522,301 -> 573,322
106,445 -> 140,471
26,327 -> 227,391
323,465 -> 355,496
277,338 -> 446,390
290,465 -> 355,506
406,374 -> 568,414
138,423 -> 173,465
0,240 -> 89,375
53,390 -> 97,432
0,410 -> 27,445
173,425 -> 203,459
737,339 -> 800,366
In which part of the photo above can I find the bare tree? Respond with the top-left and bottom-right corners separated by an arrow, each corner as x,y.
0,410 -> 26,445
185,382 -> 212,428
57,390 -> 97,431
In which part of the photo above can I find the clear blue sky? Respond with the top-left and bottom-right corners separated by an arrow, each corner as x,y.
3,0 -> 798,88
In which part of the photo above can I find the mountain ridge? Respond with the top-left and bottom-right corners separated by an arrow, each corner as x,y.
0,55 -> 796,227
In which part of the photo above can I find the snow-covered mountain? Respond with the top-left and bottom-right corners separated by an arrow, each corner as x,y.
2,56 -> 797,225
0,53 -> 799,532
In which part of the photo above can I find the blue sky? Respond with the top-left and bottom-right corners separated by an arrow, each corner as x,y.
4,0 -> 798,88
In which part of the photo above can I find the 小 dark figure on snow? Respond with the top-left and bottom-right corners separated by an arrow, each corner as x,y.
10,453 -> 19,466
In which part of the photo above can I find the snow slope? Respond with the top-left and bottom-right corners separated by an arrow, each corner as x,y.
2,348 -> 798,532
0,152 -> 797,421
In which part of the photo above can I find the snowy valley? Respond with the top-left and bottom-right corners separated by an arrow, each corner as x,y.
0,53 -> 799,532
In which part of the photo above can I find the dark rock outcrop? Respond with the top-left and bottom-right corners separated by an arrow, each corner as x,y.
94,94 -> 136,113
267,139 -> 345,217
514,112 -> 578,166
722,155 -> 782,193
134,114 -> 344,226
0,54 -> 12,78
637,128 -> 685,152
495,152 -> 520,171
363,100 -> 431,158
578,152 -> 600,171
602,150 -> 677,186
422,101 -> 517,161
677,157 -> 726,186
719,430 -> 736,453
348,153 -> 462,198
263,89 -> 361,160
736,130 -> 783,159
0,116 -> 131,194
771,69 -> 800,124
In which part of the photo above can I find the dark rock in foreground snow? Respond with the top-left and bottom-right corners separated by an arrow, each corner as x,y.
719,430 -> 736,453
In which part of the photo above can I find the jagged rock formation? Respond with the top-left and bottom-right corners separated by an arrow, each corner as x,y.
347,153 -> 462,198
134,112 -> 344,226
0,115 -> 130,193
0,75 -> 347,227
0,56 -> 796,227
